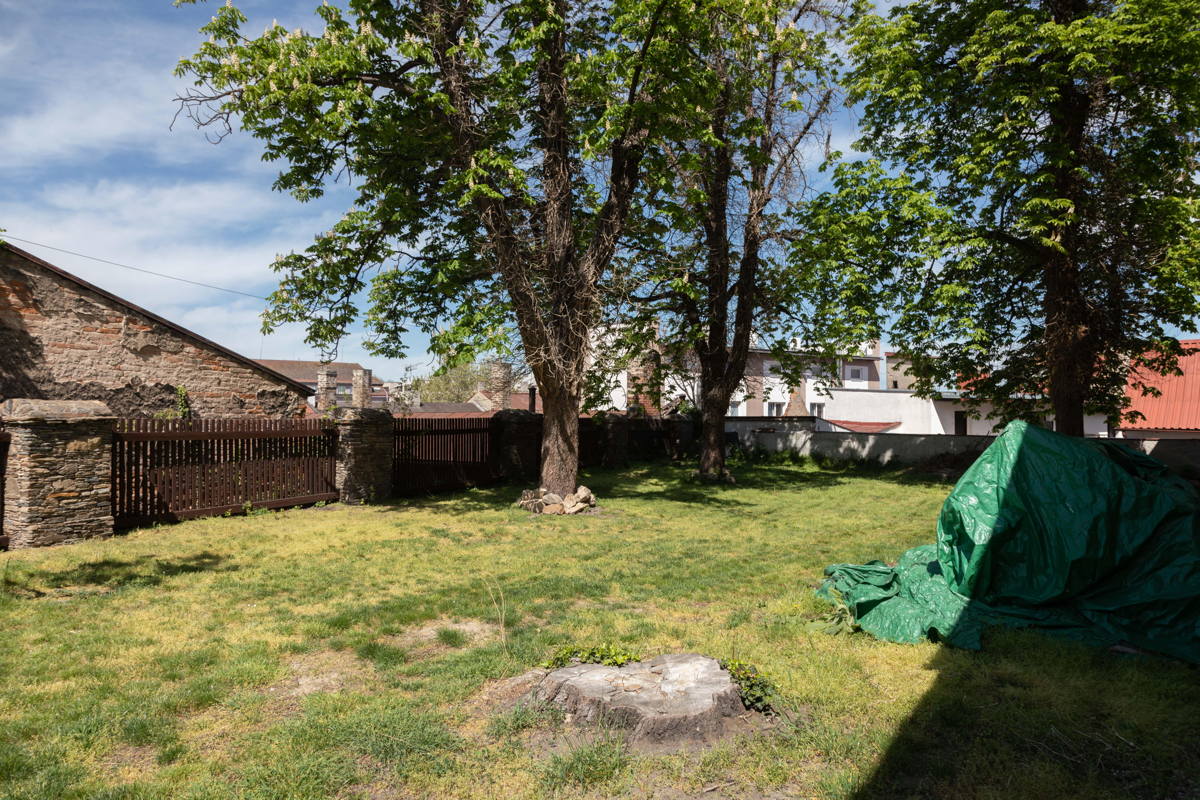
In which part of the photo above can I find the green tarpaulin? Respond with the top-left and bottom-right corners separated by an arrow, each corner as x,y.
818,421 -> 1200,662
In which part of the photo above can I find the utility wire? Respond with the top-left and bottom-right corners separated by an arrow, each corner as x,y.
2,234 -> 269,300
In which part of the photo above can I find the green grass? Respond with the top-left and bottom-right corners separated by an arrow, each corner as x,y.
0,461 -> 1196,799
436,627 -> 469,648
542,735 -> 630,792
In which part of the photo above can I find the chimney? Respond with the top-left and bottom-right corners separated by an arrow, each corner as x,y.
352,368 -> 372,408
316,367 -> 337,412
488,360 -> 513,410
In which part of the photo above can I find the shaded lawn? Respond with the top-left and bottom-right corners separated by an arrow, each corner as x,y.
0,461 -> 1195,799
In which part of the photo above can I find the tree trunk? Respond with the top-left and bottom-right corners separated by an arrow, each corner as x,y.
1038,0 -> 1094,438
1044,259 -> 1089,436
697,388 -> 731,482
540,389 -> 580,496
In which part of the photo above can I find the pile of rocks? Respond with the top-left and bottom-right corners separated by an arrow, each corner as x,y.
516,485 -> 597,515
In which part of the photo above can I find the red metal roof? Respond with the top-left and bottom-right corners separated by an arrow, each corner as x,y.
827,419 -> 901,434
1123,341 -> 1200,431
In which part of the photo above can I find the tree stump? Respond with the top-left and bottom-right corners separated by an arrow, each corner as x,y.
526,654 -> 756,747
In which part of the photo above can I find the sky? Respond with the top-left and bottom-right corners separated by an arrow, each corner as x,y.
0,0 -> 436,381
0,0 -> 867,384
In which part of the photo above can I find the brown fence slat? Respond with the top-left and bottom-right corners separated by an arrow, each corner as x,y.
392,417 -> 498,496
112,418 -> 338,530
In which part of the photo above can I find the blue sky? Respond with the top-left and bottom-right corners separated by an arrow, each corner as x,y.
0,0 -> 435,381
0,0 -> 867,383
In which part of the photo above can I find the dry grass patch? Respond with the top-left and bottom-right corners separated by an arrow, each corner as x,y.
388,617 -> 500,660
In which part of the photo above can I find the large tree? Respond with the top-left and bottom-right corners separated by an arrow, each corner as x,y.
595,0 -> 850,480
800,0 -> 1200,433
175,0 -> 697,494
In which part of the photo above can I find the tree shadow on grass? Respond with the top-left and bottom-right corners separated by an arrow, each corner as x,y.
370,459 -> 954,517
4,551 -> 234,597
848,631 -> 1200,800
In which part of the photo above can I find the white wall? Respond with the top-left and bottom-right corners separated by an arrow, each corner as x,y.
752,429 -> 993,465
806,388 -> 943,433
806,388 -> 1109,436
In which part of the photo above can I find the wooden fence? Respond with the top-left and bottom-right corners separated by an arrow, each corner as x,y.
393,417 -> 498,496
111,418 -> 338,529
0,428 -> 9,550
392,415 -> 684,496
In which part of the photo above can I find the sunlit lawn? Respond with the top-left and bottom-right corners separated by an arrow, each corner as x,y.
1,461 -> 1196,799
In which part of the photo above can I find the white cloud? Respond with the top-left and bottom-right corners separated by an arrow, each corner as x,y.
0,1 -> 433,383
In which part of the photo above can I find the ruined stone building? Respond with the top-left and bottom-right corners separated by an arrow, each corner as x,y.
0,242 -> 312,417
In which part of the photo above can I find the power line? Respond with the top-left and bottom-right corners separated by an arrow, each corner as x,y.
2,234 -> 270,300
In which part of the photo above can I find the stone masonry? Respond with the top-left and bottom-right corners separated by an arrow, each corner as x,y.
351,368 -> 372,408
334,407 -> 394,504
0,244 -> 310,417
2,399 -> 115,549
316,367 -> 338,412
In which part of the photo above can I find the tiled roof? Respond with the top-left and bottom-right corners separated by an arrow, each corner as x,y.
405,402 -> 488,415
1123,341 -> 1200,431
827,419 -> 901,434
255,359 -> 385,387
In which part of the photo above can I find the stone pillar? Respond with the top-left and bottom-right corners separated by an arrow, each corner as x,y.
316,367 -> 337,412
334,407 -> 394,504
488,360 -> 513,410
602,414 -> 630,468
352,368 -> 372,408
1,399 -> 115,549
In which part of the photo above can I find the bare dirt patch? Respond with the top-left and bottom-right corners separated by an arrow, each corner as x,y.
456,667 -> 549,740
386,618 -> 499,660
264,649 -> 376,710
98,744 -> 159,782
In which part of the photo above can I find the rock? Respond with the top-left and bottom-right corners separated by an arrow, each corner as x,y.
542,492 -> 563,506
576,485 -> 594,505
526,654 -> 752,747
542,503 -> 564,515
516,489 -> 542,507
563,502 -> 586,515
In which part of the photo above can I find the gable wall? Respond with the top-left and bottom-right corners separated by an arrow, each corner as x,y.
0,249 -> 307,417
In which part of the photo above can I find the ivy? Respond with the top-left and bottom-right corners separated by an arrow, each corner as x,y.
719,659 -> 780,715
540,644 -> 642,669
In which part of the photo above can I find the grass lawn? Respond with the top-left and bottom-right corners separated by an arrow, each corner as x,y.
1,461 -> 1196,800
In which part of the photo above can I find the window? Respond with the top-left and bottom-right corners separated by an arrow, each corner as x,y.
767,402 -> 785,417
954,411 -> 968,436
892,380 -> 899,389
727,401 -> 742,417
845,365 -> 866,382
810,402 -> 825,418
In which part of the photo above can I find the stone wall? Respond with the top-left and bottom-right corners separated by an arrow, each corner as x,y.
0,246 -> 309,417
334,407 -> 395,504
2,399 -> 115,548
